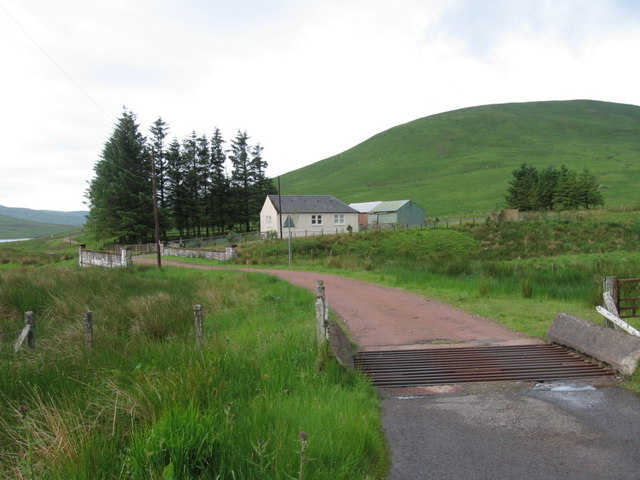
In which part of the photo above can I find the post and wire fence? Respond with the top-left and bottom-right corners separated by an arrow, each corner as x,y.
5,282 -> 353,367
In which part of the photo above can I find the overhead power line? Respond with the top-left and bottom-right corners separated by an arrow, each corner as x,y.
0,3 -> 112,120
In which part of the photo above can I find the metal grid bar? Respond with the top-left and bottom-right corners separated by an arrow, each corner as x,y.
354,344 -> 612,388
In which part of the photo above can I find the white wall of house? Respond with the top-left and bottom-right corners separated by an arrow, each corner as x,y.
260,197 -> 279,235
259,197 -> 359,238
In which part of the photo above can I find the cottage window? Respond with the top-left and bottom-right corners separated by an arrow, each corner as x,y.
311,214 -> 323,225
334,214 -> 345,225
265,215 -> 272,225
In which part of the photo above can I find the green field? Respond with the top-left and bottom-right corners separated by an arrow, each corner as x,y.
2,205 -> 639,478
0,260 -> 387,478
280,100 -> 640,216
0,205 -> 86,227
0,215 -> 79,240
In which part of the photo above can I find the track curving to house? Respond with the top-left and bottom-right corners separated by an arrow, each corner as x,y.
133,257 -> 640,479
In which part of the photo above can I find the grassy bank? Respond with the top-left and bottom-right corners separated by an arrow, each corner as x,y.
0,234 -> 79,268
233,216 -> 640,336
0,265 -> 387,479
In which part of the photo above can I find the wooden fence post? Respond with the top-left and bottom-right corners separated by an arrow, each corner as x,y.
194,304 -> 204,348
316,280 -> 328,348
85,311 -> 93,348
25,311 -> 35,349
14,311 -> 35,352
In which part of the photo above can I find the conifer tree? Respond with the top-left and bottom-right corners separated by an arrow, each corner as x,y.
250,143 -> 276,214
182,131 -> 203,236
149,117 -> 169,208
534,165 -> 559,210
505,163 -> 538,211
229,130 -> 252,231
195,134 -> 211,235
208,128 -> 229,233
86,109 -> 153,243
554,165 -> 580,209
577,169 -> 604,209
165,138 -> 190,237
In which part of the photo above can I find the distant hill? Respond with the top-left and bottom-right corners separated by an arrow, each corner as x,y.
0,215 -> 78,239
0,205 -> 86,226
280,100 -> 640,217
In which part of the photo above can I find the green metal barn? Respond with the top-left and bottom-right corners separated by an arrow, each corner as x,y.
349,200 -> 425,229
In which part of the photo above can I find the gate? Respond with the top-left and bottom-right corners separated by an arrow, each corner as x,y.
610,277 -> 640,319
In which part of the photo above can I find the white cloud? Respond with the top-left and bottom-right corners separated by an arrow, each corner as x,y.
0,0 -> 639,211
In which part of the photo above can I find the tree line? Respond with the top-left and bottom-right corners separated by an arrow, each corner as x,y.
505,163 -> 604,211
86,110 -> 276,244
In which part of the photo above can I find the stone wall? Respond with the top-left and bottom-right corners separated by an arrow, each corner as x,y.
79,247 -> 132,268
161,245 -> 237,261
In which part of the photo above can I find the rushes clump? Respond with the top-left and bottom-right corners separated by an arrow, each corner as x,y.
0,266 -> 387,479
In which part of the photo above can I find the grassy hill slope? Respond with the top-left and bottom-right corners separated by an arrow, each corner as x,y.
0,214 -> 78,239
0,205 -> 86,226
280,100 -> 640,216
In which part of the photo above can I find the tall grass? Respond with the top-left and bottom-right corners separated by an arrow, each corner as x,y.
0,266 -> 387,479
232,219 -> 640,336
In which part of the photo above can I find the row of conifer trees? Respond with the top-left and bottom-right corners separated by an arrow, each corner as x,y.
85,110 -> 276,244
505,163 -> 604,211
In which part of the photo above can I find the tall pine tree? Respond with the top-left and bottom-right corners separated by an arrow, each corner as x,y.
207,128 -> 229,234
505,163 -> 538,211
534,165 -> 560,210
229,130 -> 253,231
149,117 -> 169,208
553,165 -> 580,209
86,110 -> 153,243
165,138 -> 190,237
577,169 -> 604,209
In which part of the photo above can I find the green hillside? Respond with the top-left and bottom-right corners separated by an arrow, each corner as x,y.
0,205 -> 87,226
280,100 -> 640,216
0,215 -> 77,239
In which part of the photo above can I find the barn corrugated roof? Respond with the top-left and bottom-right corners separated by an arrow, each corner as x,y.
349,201 -> 382,213
268,195 -> 358,214
370,200 -> 411,213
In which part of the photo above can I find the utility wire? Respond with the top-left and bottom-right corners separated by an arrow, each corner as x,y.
0,3 -> 112,120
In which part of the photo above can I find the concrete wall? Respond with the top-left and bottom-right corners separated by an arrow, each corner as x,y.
547,312 -> 640,375
79,247 -> 132,268
327,321 -> 355,368
162,245 -> 237,261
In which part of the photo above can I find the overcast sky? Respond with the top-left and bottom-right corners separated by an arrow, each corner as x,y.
1,0 -> 639,212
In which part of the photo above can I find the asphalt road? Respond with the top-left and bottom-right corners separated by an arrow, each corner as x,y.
383,380 -> 640,480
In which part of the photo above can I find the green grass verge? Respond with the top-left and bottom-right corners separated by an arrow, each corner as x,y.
0,266 -> 388,479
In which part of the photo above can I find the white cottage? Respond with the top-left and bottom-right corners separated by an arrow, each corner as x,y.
260,195 -> 359,238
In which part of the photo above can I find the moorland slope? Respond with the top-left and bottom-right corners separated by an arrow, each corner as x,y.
280,100 -> 640,216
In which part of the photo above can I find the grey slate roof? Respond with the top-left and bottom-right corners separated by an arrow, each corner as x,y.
268,195 -> 358,214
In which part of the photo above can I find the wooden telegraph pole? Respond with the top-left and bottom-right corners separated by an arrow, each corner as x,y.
151,148 -> 162,268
